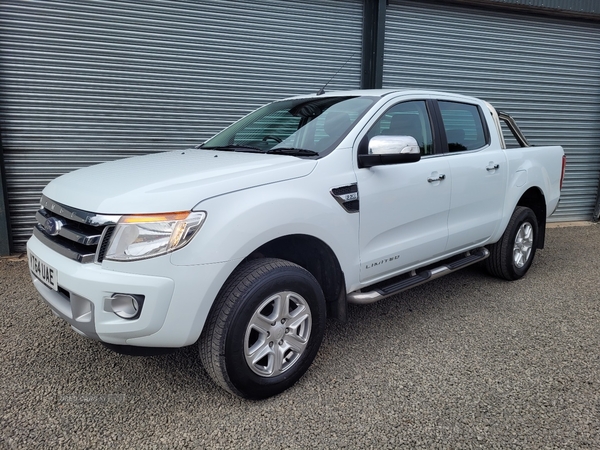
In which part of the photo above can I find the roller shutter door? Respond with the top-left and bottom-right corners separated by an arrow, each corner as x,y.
383,0 -> 600,222
0,0 -> 363,251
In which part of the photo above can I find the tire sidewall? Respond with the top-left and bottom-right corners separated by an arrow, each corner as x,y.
223,264 -> 326,399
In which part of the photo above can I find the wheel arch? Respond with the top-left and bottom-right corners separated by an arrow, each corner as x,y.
242,234 -> 347,322
516,186 -> 546,249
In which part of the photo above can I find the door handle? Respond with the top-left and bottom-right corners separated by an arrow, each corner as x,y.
427,174 -> 446,183
486,163 -> 500,171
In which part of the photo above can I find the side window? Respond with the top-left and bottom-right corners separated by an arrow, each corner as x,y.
366,100 -> 434,155
438,101 -> 489,152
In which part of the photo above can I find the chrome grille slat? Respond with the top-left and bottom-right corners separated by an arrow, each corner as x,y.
36,210 -> 103,246
39,196 -> 120,227
34,195 -> 121,264
33,226 -> 96,264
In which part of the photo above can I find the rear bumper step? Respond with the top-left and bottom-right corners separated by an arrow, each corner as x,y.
347,248 -> 490,305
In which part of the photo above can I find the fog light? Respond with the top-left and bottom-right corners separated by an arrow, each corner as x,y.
111,294 -> 144,319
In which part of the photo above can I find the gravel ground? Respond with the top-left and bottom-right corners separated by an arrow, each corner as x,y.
1,225 -> 599,449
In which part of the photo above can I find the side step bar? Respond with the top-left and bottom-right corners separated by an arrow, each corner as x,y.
347,248 -> 490,305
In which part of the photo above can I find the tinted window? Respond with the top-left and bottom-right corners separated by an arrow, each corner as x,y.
438,101 -> 488,152
367,100 -> 434,155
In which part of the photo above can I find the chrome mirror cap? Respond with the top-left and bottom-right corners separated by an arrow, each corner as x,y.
369,135 -> 420,155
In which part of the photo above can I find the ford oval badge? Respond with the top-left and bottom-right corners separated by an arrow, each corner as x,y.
44,217 -> 64,236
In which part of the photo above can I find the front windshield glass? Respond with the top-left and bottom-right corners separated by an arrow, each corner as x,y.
200,96 -> 376,156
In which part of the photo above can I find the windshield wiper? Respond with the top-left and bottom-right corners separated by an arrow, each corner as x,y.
266,147 -> 319,157
200,144 -> 263,153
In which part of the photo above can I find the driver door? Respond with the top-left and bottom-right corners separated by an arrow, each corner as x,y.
357,100 -> 451,283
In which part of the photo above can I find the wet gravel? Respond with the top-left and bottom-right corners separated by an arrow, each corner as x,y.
1,224 -> 599,449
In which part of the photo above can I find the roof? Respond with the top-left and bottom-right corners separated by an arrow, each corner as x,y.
285,88 -> 486,104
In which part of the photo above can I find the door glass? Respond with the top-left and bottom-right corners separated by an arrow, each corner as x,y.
438,101 -> 489,152
366,101 -> 434,155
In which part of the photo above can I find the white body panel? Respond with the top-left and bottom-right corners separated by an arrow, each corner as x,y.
358,156 -> 451,282
27,89 -> 565,347
445,144 -> 508,252
43,150 -> 316,214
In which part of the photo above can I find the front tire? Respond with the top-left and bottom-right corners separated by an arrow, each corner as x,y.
485,206 -> 539,281
200,258 -> 326,399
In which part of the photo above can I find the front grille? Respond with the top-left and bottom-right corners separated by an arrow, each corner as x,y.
33,195 -> 120,264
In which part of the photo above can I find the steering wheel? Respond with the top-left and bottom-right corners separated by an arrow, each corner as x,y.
262,135 -> 282,143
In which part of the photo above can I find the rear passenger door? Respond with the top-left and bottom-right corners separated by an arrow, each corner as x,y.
437,100 -> 508,253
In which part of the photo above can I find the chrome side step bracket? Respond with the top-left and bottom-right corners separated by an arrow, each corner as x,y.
347,248 -> 490,305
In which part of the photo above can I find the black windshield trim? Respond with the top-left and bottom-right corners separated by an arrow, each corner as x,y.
266,147 -> 320,157
199,144 -> 263,153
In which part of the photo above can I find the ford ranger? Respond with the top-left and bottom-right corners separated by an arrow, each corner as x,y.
27,89 -> 566,399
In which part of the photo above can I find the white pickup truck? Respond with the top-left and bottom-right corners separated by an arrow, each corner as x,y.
27,89 -> 565,399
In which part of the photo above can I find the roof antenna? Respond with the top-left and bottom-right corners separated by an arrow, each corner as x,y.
317,52 -> 356,96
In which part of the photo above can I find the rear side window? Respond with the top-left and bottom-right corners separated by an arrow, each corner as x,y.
438,101 -> 489,152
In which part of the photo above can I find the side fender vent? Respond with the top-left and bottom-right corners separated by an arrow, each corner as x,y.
331,184 -> 359,213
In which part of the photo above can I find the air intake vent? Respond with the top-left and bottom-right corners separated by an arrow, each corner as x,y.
330,184 -> 359,213
96,226 -> 116,263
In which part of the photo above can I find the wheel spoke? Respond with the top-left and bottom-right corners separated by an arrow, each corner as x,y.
251,313 -> 273,333
247,339 -> 275,375
284,330 -> 308,353
287,309 -> 309,328
287,311 -> 309,334
272,343 -> 286,375
270,294 -> 285,322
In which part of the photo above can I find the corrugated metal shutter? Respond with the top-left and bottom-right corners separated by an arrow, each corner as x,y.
383,0 -> 600,222
489,0 -> 599,15
0,0 -> 363,252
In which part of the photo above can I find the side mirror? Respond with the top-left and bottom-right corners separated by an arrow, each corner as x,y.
358,135 -> 421,168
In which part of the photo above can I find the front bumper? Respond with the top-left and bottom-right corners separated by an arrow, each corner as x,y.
27,235 -> 228,347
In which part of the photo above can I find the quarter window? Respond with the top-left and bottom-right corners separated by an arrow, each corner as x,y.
438,101 -> 489,152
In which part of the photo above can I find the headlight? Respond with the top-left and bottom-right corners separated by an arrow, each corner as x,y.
104,211 -> 206,262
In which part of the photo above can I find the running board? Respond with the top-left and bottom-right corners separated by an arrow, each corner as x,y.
347,248 -> 490,305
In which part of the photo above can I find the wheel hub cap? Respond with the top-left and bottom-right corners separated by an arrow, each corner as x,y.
513,222 -> 533,268
244,291 -> 312,377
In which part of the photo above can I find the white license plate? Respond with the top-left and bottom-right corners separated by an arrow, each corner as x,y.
28,249 -> 58,291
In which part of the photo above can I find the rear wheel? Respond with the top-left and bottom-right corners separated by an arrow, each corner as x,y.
200,258 -> 326,399
485,206 -> 538,281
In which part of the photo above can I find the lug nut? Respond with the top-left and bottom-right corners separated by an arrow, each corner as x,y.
269,341 -> 274,348
285,328 -> 289,334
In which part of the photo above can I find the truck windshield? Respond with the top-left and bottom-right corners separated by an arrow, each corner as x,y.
200,96 -> 376,156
